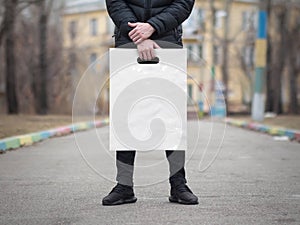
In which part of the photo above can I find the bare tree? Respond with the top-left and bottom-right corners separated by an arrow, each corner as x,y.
209,0 -> 250,114
273,2 -> 289,114
265,0 -> 274,112
4,0 -> 19,114
221,0 -> 232,112
287,5 -> 300,114
0,0 -> 74,114
0,0 -> 5,46
33,0 -> 53,114
265,0 -> 300,114
234,23 -> 255,108
209,0 -> 216,98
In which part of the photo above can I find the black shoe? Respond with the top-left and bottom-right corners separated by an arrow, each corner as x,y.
102,184 -> 137,206
169,184 -> 198,205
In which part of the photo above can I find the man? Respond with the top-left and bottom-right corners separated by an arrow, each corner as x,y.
103,0 -> 198,206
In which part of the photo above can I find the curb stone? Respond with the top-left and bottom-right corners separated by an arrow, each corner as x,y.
0,119 -> 109,153
225,118 -> 300,143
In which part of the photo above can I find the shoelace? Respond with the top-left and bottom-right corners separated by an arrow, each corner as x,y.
111,184 -> 130,194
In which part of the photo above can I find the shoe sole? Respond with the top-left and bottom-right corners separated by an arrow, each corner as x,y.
169,196 -> 199,205
102,197 -> 137,206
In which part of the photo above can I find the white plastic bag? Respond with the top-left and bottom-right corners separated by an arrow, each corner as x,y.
109,48 -> 187,151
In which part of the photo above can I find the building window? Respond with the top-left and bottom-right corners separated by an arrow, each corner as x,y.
187,44 -> 193,61
243,46 -> 254,67
242,11 -> 250,30
198,45 -> 204,59
242,11 -> 257,31
188,84 -> 193,99
90,53 -> 97,64
198,9 -> 204,23
186,44 -> 204,62
198,8 -> 205,30
183,8 -> 206,35
214,10 -> 223,28
69,20 -> 77,40
213,45 -> 222,65
90,18 -> 98,36
69,52 -> 77,74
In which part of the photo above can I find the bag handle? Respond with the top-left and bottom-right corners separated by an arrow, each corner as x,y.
137,57 -> 160,64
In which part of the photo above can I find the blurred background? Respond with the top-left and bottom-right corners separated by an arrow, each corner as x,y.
0,0 -> 299,129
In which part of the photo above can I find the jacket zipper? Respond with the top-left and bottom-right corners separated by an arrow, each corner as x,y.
144,0 -> 151,21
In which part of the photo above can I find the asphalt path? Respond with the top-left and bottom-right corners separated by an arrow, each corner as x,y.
0,121 -> 299,225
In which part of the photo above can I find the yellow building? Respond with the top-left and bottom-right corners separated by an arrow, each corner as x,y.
184,0 -> 258,113
63,1 -> 113,65
63,0 -> 114,114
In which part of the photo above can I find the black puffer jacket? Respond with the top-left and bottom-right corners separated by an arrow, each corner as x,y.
106,0 -> 195,47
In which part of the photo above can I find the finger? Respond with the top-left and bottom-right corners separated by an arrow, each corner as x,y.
130,29 -> 143,40
132,35 -> 143,44
128,22 -> 137,28
138,50 -> 143,60
131,33 -> 142,42
145,49 -> 152,61
129,28 -> 138,37
143,50 -> 148,61
142,51 -> 147,61
134,39 -> 141,45
130,34 -> 138,42
134,36 -> 145,44
137,38 -> 145,45
150,47 -> 155,59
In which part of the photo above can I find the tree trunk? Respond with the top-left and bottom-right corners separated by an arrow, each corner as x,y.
221,42 -> 229,112
265,0 -> 274,112
209,0 -> 216,96
287,11 -> 300,114
221,0 -> 231,113
4,0 -> 19,114
37,0 -> 48,114
288,62 -> 299,114
273,7 -> 288,114
0,22 -> 5,46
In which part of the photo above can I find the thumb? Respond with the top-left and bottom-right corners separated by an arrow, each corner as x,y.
153,42 -> 161,49
128,22 -> 137,27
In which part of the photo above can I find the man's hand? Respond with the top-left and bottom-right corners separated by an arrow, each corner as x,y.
137,39 -> 160,61
128,22 -> 155,44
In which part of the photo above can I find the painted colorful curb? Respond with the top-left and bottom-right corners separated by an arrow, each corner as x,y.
225,118 -> 300,143
0,118 -> 109,153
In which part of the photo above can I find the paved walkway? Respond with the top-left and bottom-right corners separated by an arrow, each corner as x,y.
0,121 -> 299,224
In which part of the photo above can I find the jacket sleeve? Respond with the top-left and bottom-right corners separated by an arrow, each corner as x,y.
147,0 -> 195,36
105,0 -> 138,37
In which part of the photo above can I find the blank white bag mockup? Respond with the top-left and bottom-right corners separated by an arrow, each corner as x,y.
109,49 -> 187,151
